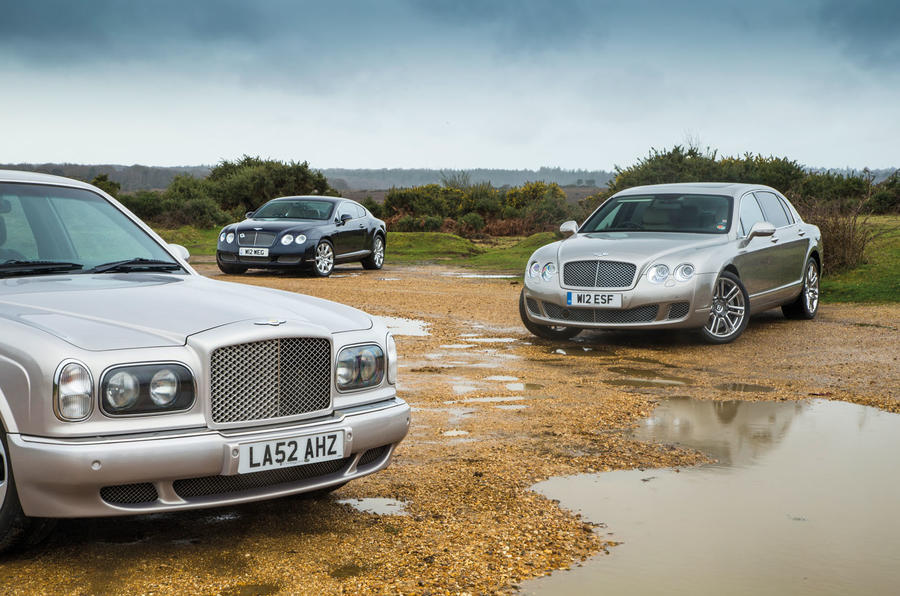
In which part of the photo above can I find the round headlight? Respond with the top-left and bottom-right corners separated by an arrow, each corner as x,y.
541,262 -> 557,282
219,233 -> 226,242
647,264 -> 670,284
358,348 -> 378,381
528,261 -> 541,278
149,369 -> 179,406
386,333 -> 398,385
674,263 -> 695,282
105,371 -> 139,410
337,356 -> 357,387
295,234 -> 307,244
226,232 -> 235,243
56,362 -> 93,421
281,234 -> 294,245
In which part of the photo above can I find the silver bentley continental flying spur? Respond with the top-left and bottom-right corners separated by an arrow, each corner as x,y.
0,170 -> 409,552
520,183 -> 822,344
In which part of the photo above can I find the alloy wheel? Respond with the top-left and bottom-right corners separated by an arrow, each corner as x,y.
705,276 -> 746,338
804,262 -> 819,314
373,237 -> 385,267
0,437 -> 7,509
315,242 -> 334,275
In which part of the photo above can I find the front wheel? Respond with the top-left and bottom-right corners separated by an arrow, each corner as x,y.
313,240 -> 335,277
519,290 -> 582,341
782,258 -> 820,319
362,234 -> 385,270
699,271 -> 750,344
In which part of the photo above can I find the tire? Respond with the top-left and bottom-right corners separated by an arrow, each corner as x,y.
518,289 -> 582,341
361,234 -> 385,270
313,240 -> 335,277
782,258 -> 820,320
1,426 -> 55,554
216,254 -> 248,275
699,271 -> 750,344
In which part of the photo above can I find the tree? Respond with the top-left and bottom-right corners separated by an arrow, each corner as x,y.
90,174 -> 121,198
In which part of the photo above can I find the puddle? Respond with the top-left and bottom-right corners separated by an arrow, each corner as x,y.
379,277 -> 401,281
716,382 -> 775,393
337,498 -> 408,516
461,396 -> 526,403
452,383 -> 479,395
506,382 -> 545,391
442,429 -> 470,437
439,344 -> 475,349
469,337 -> 518,343
527,398 -> 900,595
485,375 -> 519,382
374,316 -> 430,336
495,404 -> 529,411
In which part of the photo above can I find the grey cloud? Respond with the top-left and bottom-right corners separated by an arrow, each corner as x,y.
816,0 -> 900,65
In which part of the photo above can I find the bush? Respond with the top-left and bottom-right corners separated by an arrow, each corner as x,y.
362,196 -> 383,219
457,212 -> 485,236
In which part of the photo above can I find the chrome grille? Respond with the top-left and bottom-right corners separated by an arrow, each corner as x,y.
542,302 -> 659,324
173,457 -> 351,499
100,483 -> 158,505
210,338 -> 331,424
668,302 -> 690,320
563,260 -> 636,288
237,231 -> 276,247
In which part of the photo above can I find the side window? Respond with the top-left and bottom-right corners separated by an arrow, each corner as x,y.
355,204 -> 366,218
337,203 -> 353,220
0,195 -> 40,260
755,192 -> 791,228
777,196 -> 795,224
739,194 -> 766,236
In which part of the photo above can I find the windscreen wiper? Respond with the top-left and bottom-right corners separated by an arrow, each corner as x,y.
0,260 -> 84,278
87,258 -> 182,274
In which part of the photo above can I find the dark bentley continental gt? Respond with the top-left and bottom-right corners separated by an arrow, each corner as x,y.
216,196 -> 386,276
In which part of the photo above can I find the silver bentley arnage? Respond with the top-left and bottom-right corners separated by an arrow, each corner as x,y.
520,183 -> 823,344
0,170 -> 410,552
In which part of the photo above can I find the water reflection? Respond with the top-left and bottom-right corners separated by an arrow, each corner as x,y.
528,399 -> 900,595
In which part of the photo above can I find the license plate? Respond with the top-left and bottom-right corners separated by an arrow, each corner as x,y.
239,247 -> 269,257
238,430 -> 344,474
566,292 -> 623,308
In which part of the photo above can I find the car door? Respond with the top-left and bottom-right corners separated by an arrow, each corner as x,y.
732,193 -> 778,297
754,191 -> 803,289
332,202 -> 366,256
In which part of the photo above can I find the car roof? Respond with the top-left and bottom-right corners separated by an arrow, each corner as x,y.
268,195 -> 346,204
614,182 -> 777,198
0,168 -> 94,189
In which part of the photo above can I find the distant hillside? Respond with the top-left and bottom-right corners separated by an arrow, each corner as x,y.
0,163 -> 211,191
321,167 -> 615,191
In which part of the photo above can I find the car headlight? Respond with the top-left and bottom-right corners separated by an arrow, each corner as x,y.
219,233 -> 226,242
54,361 -> 93,421
225,232 -> 235,243
541,262 -> 557,281
336,344 -> 385,391
100,364 -> 195,415
295,234 -> 307,245
386,333 -> 398,385
281,234 -> 294,245
528,261 -> 541,278
647,264 -> 670,284
673,263 -> 695,282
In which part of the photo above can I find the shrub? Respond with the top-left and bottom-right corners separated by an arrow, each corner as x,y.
362,196 -> 383,218
457,212 -> 485,237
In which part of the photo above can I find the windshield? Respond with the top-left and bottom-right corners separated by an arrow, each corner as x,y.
581,193 -> 733,234
253,199 -> 334,220
0,183 -> 177,271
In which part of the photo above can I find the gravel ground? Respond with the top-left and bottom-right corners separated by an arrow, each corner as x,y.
1,262 -> 897,595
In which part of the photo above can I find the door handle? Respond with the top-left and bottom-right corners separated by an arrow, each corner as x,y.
797,230 -> 806,236
358,223 -> 365,228
770,236 -> 779,243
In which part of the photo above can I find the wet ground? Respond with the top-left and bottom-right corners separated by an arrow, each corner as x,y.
1,262 -> 898,594
528,398 -> 900,595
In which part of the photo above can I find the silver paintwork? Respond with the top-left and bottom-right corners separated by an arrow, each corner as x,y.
0,169 -> 409,517
523,182 -> 823,332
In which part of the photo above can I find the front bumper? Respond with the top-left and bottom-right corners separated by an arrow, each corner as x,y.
523,273 -> 716,330
9,397 -> 410,518
217,246 -> 316,269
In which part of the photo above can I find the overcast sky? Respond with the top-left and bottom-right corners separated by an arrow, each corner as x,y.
2,0 -> 897,170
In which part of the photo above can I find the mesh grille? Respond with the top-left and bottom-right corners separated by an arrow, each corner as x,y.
563,260 -> 636,288
668,302 -> 690,320
525,297 -> 541,315
173,457 -> 351,499
358,445 -> 390,467
210,338 -> 332,424
542,302 -> 659,324
237,231 -> 276,247
100,483 -> 159,505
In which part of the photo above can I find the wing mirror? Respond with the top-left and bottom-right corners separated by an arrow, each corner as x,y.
168,243 -> 191,262
338,213 -> 353,226
746,221 -> 776,241
245,211 -> 255,219
560,220 -> 578,236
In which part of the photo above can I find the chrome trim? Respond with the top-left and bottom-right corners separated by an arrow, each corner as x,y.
98,361 -> 197,418
53,359 -> 94,422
